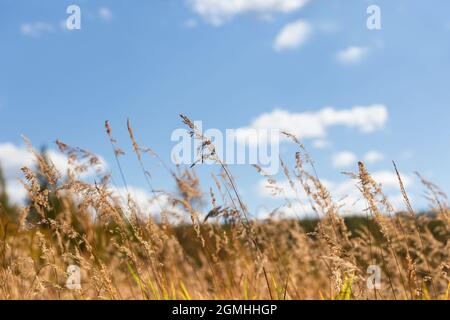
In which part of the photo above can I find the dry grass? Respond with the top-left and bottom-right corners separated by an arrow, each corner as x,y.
0,115 -> 449,300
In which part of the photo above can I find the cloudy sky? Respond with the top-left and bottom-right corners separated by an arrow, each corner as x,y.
1,0 -> 450,217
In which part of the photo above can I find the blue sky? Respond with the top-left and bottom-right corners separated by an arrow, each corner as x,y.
1,0 -> 450,217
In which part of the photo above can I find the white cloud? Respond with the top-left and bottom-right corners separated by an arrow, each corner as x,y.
258,179 -> 300,199
236,105 -> 388,145
20,22 -> 54,37
0,143 -> 35,179
22,7 -> 112,37
336,46 -> 368,65
371,171 -> 412,189
188,0 -> 310,25
312,139 -> 330,149
0,143 -> 181,219
332,151 -> 357,168
258,170 -> 413,217
5,180 -> 28,205
0,143 -> 106,178
110,186 -> 185,220
364,150 -> 385,164
111,186 -> 155,211
0,143 -> 107,204
99,7 -> 114,21
273,19 -> 312,52
0,143 -> 185,219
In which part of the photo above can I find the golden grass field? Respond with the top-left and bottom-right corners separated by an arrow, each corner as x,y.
0,116 -> 449,300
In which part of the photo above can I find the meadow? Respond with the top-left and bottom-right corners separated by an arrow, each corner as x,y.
0,115 -> 449,300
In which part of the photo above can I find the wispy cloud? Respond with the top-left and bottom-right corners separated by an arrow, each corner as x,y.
273,19 -> 312,52
332,151 -> 357,168
312,139 -> 330,149
99,7 -> 114,22
336,46 -> 368,65
20,7 -> 113,37
20,22 -> 54,38
364,150 -> 385,164
188,0 -> 310,26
